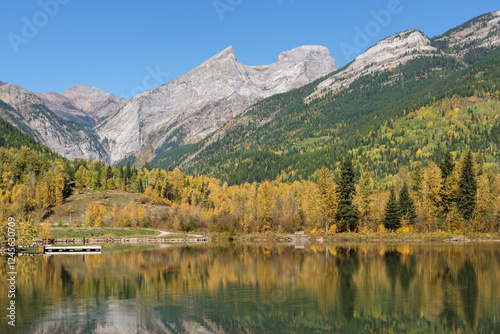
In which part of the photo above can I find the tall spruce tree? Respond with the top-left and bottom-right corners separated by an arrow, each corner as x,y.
335,157 -> 359,232
384,187 -> 400,231
457,150 -> 477,220
398,183 -> 417,224
125,161 -> 132,181
439,152 -> 455,214
476,153 -> 484,177
439,152 -> 455,179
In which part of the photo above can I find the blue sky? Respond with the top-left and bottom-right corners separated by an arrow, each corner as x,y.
1,0 -> 498,98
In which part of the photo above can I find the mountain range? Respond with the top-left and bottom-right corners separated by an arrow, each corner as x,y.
1,10 -> 499,182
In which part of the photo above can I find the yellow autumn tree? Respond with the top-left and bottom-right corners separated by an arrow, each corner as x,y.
16,218 -> 37,247
422,161 -> 441,231
122,202 -> 148,227
39,219 -> 52,244
298,181 -> 324,232
356,171 -> 374,231
74,165 -> 87,189
317,167 -> 337,232
473,174 -> 493,232
53,165 -> 67,206
11,183 -> 32,219
84,201 -> 107,227
257,181 -> 275,231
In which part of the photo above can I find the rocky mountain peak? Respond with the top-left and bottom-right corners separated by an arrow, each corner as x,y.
60,84 -> 126,123
278,45 -> 335,65
64,83 -> 107,96
432,10 -> 500,56
98,44 -> 337,163
307,29 -> 437,101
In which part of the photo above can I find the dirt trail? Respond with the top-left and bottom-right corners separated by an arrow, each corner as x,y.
156,230 -> 207,238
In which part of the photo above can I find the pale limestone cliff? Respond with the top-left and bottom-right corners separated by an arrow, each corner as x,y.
0,82 -> 109,161
97,45 -> 336,163
307,30 -> 438,101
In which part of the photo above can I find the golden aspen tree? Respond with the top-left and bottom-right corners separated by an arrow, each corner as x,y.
298,181 -> 324,232
357,171 -> 374,231
11,183 -> 32,218
2,169 -> 15,191
493,175 -> 500,232
53,165 -> 66,206
74,165 -> 87,189
84,201 -> 107,227
109,203 -> 121,227
34,182 -> 44,221
257,181 -> 274,230
42,181 -> 53,209
422,161 -> 441,231
17,217 -> 37,247
318,167 -> 338,232
39,219 -> 52,244
474,174 -> 492,232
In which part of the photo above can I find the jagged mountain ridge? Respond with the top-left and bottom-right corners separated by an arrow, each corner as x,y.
39,84 -> 127,127
307,30 -> 438,101
96,45 -> 337,163
0,10 -> 499,169
432,10 -> 500,56
154,10 -> 500,182
0,82 -> 118,161
169,29 -> 452,170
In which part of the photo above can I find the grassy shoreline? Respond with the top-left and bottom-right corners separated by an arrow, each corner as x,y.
40,227 -> 194,239
208,231 -> 500,242
37,227 -> 500,243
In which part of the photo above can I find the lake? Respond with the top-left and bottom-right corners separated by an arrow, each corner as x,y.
1,242 -> 500,333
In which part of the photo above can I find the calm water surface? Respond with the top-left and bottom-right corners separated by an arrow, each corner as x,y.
1,242 -> 500,333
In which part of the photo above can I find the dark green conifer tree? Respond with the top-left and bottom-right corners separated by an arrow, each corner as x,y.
439,152 -> 455,214
398,183 -> 417,224
476,153 -> 484,177
106,166 -> 113,179
335,157 -> 359,232
125,161 -> 132,181
457,150 -> 477,220
137,178 -> 144,193
439,152 -> 455,179
384,187 -> 401,231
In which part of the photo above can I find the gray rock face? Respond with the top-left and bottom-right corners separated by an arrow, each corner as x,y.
62,84 -> 127,123
433,10 -> 500,56
34,84 -> 127,127
0,82 -> 110,161
307,30 -> 438,101
97,45 -> 336,163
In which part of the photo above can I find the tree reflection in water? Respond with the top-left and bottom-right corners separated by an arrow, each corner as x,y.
457,260 -> 478,331
0,243 -> 499,333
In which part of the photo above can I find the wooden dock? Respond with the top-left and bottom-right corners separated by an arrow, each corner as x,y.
44,245 -> 101,254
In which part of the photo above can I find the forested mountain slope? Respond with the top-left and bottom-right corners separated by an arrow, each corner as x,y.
153,14 -> 500,184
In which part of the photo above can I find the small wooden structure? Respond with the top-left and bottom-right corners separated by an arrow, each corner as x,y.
44,245 -> 101,254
